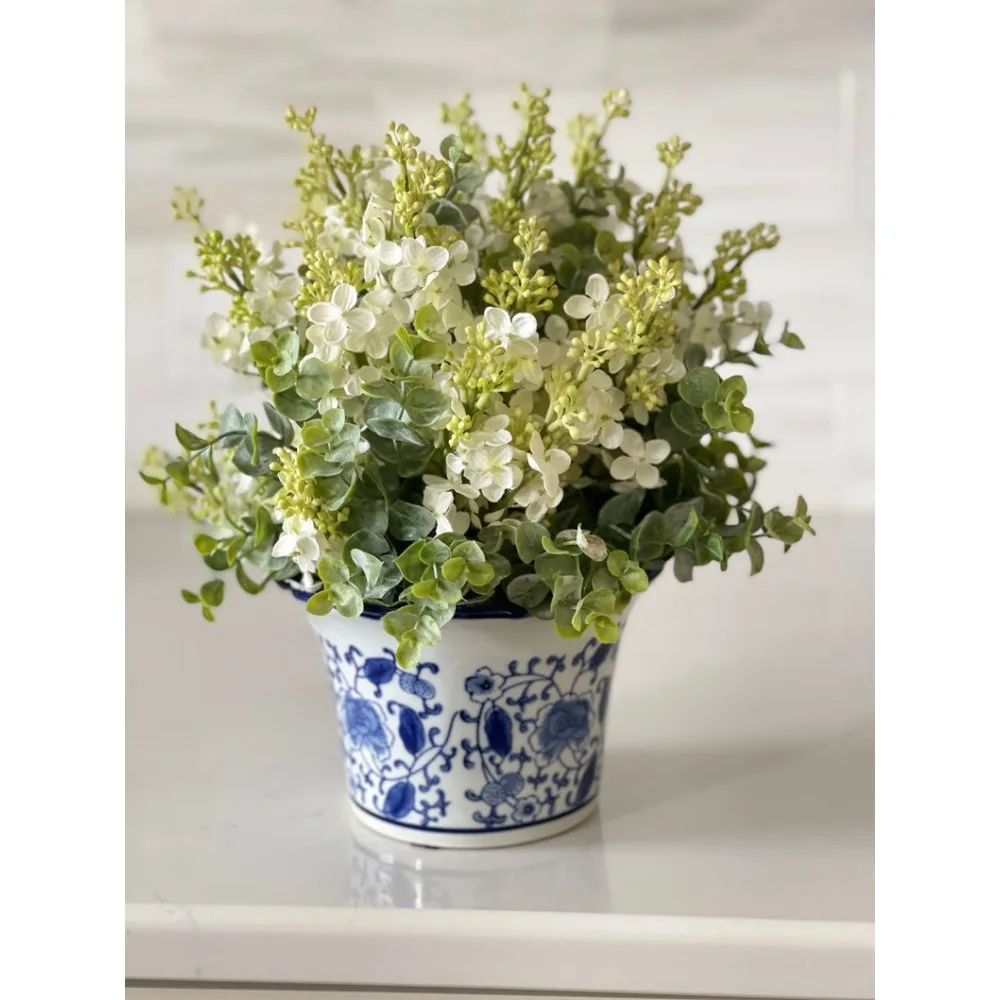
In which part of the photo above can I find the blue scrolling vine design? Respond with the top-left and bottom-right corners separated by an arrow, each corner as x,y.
322,637 -> 617,832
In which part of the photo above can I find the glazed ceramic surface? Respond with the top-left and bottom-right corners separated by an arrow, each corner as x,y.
306,609 -> 619,848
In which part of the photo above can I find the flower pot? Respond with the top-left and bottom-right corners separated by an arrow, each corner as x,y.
305,605 -> 620,849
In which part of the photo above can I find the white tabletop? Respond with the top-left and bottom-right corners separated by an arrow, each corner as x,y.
126,512 -> 874,998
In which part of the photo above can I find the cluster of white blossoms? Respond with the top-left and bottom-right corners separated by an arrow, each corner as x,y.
156,89 -> 809,655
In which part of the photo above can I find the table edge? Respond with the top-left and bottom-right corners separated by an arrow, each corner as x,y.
126,903 -> 874,999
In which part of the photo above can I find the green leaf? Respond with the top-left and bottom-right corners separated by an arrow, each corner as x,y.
428,198 -> 466,228
273,389 -> 318,422
295,357 -> 333,400
388,500 -> 436,541
670,400 -> 709,438
598,487 -> 645,526
219,404 -> 245,436
535,553 -> 577,586
175,424 -> 209,451
264,366 -> 298,393
478,524 -> 505,555
763,511 -> 805,544
780,328 -> 805,350
225,535 -> 245,565
729,404 -> 754,433
515,521 -> 550,563
452,540 -> 485,564
673,549 -> 694,583
441,556 -> 467,583
631,511 -> 669,563
420,538 -> 452,567
404,387 -> 451,427
752,334 -> 773,356
350,549 -> 383,590
138,470 -> 166,486
592,616 -> 620,644
330,582 -> 364,618
367,418 -> 425,446
621,566 -> 649,594
440,134 -> 466,165
718,375 -> 748,400
465,561 -> 495,588
395,542 -> 428,583
678,367 -> 721,406
702,400 -> 732,431
201,605 -> 216,622
194,533 -> 220,555
683,344 -> 707,369
662,502 -> 701,546
506,574 -> 549,609
453,161 -> 486,196
250,341 -> 277,367
383,606 -> 421,639
606,550 -> 629,578
703,533 -> 725,562
298,451 -> 341,479
235,562 -> 267,595
747,538 -> 765,575
594,230 -> 622,263
262,402 -> 294,445
306,589 -> 336,616
202,549 -> 229,571
200,579 -> 224,607
272,328 -> 300,377
180,588 -> 200,604
553,602 -> 584,639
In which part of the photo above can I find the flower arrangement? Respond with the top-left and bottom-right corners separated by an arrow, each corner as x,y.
142,86 -> 814,669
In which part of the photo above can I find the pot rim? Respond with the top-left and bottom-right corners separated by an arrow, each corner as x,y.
281,560 -> 664,622
281,580 -> 530,619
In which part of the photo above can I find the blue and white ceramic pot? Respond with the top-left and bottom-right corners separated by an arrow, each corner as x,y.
306,607 -> 621,848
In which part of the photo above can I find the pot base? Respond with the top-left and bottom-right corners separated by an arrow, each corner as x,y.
348,797 -> 599,850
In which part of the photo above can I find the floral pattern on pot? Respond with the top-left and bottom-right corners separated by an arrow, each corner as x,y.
322,636 -> 618,832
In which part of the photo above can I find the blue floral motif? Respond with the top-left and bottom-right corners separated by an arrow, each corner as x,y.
511,795 -> 542,824
320,636 -> 619,834
465,666 -> 505,702
531,698 -> 590,762
342,694 -> 392,760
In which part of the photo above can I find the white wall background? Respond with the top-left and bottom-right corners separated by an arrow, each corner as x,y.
125,0 -> 873,510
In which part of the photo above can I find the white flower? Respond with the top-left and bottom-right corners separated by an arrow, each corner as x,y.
358,216 -> 402,283
465,444 -> 522,503
306,284 -> 376,362
421,479 -> 473,536
609,429 -> 671,489
248,268 -> 301,327
538,313 -> 570,368
563,273 -> 622,333
318,206 -> 359,255
391,237 -> 450,294
444,239 -> 477,286
564,273 -> 610,321
658,350 -> 686,384
271,515 -> 322,585
513,475 -> 551,522
201,313 -> 245,368
483,307 -> 542,386
483,307 -> 538,349
526,431 -> 571,506
569,370 -> 626,447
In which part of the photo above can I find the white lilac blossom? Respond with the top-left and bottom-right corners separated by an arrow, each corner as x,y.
305,284 -> 376,362
154,88 -> 811,665
271,515 -> 322,585
392,237 -> 450,294
248,268 -> 301,327
609,429 -> 671,490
